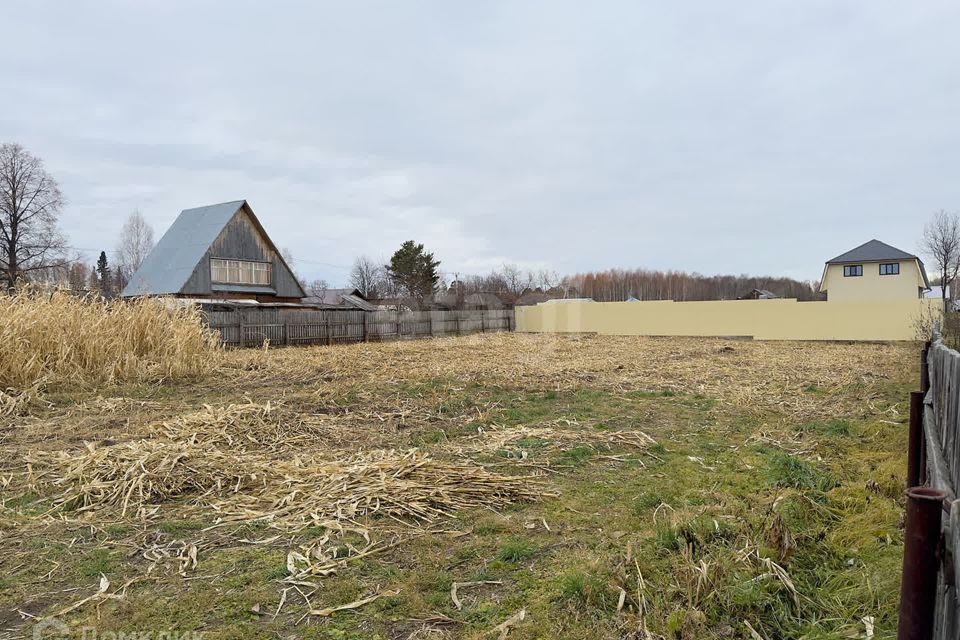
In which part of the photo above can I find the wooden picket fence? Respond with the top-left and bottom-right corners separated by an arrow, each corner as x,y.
202,307 -> 514,347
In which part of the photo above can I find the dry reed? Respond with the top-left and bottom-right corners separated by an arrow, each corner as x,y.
0,291 -> 220,391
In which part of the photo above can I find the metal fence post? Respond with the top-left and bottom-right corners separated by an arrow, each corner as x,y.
921,341 -> 931,395
897,486 -> 947,640
907,392 -> 924,488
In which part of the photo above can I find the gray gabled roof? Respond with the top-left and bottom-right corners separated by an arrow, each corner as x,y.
122,200 -> 247,296
826,239 -> 917,264
302,288 -> 378,311
825,239 -> 930,288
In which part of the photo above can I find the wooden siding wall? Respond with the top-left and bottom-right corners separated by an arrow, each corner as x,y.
182,205 -> 303,298
923,333 -> 960,638
203,308 -> 514,347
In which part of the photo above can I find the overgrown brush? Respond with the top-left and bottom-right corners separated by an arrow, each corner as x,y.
0,291 -> 220,391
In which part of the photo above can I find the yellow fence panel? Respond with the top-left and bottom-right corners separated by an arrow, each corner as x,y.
515,298 -> 942,341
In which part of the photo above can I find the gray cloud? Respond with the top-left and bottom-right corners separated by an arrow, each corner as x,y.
2,0 -> 959,284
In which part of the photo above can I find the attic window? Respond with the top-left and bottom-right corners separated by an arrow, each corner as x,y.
211,258 -> 271,285
879,263 -> 900,275
843,265 -> 863,277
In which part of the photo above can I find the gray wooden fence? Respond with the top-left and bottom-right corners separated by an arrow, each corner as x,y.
202,307 -> 514,347
920,331 -> 960,638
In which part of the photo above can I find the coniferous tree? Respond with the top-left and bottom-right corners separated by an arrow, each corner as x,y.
386,241 -> 440,303
96,251 -> 112,297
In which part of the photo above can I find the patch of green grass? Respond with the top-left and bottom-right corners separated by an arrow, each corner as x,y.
768,453 -> 836,492
627,389 -> 676,399
102,524 -> 132,537
514,437 -> 549,449
551,445 -> 595,466
497,537 -> 537,562
796,419 -> 851,437
473,517 -> 507,535
655,521 -> 681,551
415,429 -> 447,445
553,569 -> 615,613
77,548 -> 115,577
157,519 -> 206,535
633,491 -> 664,514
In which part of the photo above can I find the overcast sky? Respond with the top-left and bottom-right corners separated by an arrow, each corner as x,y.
3,1 -> 959,285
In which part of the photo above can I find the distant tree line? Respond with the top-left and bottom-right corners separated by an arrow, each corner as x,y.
564,269 -> 823,302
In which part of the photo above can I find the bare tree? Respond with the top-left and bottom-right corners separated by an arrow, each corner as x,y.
498,263 -> 531,297
921,209 -> 960,301
115,210 -> 154,283
534,268 -> 560,291
67,260 -> 89,292
306,278 -> 329,298
0,143 -> 67,289
349,255 -> 386,299
279,246 -> 314,288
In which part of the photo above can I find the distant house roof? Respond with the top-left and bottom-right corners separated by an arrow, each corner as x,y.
738,288 -> 779,300
515,292 -> 552,306
428,292 -> 459,309
303,288 -> 377,311
825,239 -> 930,288
463,292 -> 505,309
121,200 -> 306,298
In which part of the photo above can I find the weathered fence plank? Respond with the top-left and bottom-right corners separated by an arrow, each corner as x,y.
910,331 -> 960,639
202,307 -> 514,347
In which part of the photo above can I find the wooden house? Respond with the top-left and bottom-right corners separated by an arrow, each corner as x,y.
121,200 -> 305,303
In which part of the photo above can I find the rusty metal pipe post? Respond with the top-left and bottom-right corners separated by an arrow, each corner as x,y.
897,486 -> 947,640
907,392 -> 924,489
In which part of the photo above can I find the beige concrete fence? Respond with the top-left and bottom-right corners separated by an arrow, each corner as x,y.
516,298 -> 943,341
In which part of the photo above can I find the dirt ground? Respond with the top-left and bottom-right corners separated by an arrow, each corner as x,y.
0,333 -> 917,639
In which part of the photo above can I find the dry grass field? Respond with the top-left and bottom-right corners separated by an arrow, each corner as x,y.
0,310 -> 918,639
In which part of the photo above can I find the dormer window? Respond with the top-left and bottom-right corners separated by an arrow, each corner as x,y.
211,258 -> 271,285
879,263 -> 900,275
843,265 -> 863,277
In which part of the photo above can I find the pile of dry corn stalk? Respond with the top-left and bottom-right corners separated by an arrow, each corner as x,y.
23,441 -> 545,531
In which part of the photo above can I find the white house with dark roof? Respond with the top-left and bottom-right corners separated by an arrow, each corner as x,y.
121,200 -> 306,303
819,239 -> 931,301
